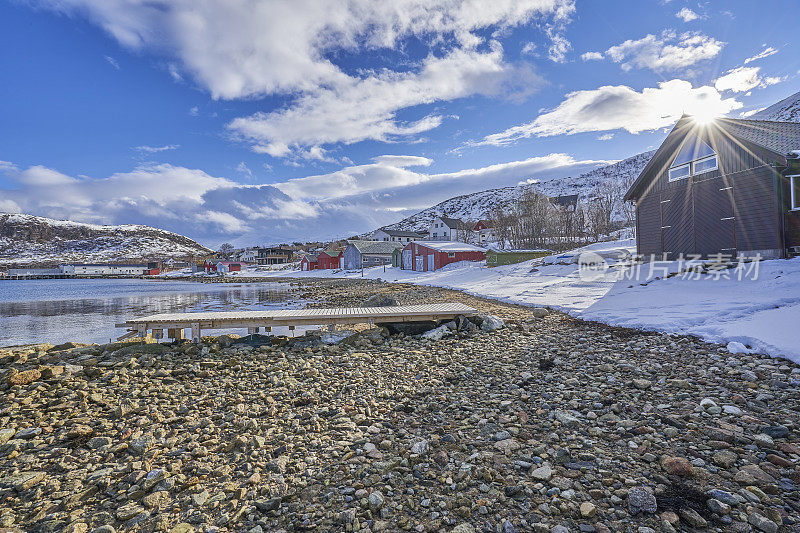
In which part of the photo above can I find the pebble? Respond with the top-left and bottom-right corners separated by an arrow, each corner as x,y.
0,278 -> 797,533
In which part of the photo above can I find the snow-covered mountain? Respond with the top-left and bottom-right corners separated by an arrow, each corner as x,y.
752,90 -> 800,122
0,213 -> 212,266
382,151 -> 655,232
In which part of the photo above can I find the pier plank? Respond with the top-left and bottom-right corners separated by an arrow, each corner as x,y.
117,302 -> 476,341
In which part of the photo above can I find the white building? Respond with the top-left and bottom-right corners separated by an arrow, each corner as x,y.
370,229 -> 427,243
237,248 -> 257,263
64,264 -> 148,275
428,216 -> 465,241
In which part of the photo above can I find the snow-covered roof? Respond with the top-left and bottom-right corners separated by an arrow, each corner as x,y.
348,240 -> 404,254
413,241 -> 486,252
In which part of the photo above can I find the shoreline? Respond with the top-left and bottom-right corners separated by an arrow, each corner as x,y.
1,278 -> 799,532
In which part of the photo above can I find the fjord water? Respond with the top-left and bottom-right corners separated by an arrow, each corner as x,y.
0,279 -> 298,347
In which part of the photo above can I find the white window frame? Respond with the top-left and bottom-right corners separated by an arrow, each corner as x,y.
668,163 -> 691,182
790,175 -> 800,211
692,154 -> 718,176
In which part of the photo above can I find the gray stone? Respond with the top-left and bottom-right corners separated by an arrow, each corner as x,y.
628,487 -> 657,514
748,513 -> 778,533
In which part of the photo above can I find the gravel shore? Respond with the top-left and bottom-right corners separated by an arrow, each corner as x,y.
1,279 -> 799,533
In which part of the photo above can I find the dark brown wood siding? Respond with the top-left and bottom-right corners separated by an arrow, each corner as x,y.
732,166 -> 782,253
636,192 -> 661,256
632,120 -> 785,258
783,173 -> 800,248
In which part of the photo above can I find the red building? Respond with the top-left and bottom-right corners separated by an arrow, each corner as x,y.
316,250 -> 342,269
300,254 -> 318,271
473,220 -> 490,231
401,241 -> 486,271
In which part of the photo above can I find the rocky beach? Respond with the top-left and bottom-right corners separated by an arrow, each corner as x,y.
1,279 -> 799,533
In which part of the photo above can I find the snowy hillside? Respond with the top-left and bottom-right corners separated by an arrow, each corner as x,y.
382,151 -> 655,232
752,90 -> 800,122
0,213 -> 212,266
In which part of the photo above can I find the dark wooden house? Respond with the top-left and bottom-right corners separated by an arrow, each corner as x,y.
624,115 -> 800,259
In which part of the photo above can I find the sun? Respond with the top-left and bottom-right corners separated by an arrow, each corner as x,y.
689,108 -> 722,125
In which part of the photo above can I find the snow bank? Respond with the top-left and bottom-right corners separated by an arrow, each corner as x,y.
229,239 -> 800,364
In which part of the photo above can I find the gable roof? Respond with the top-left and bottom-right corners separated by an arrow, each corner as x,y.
375,228 -> 427,237
718,118 -> 800,156
412,241 -> 486,252
549,194 -> 579,208
348,240 -> 404,254
625,115 -> 800,201
435,216 -> 463,229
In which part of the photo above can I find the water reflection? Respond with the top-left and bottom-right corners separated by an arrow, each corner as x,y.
0,279 -> 299,346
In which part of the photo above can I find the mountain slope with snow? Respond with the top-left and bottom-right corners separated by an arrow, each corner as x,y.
381,151 -> 655,232
0,213 -> 212,266
752,90 -> 800,122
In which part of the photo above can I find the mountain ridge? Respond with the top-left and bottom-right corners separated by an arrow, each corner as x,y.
0,212 -> 212,266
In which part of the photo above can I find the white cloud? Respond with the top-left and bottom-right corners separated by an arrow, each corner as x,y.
581,51 -> 603,61
521,42 -> 537,55
228,45 -> 544,156
605,30 -> 723,72
0,198 -> 22,213
744,46 -> 778,64
0,151 -> 608,246
714,66 -> 783,93
103,55 -> 120,69
597,133 -> 614,141
472,79 -> 742,145
33,0 -> 574,156
740,107 -> 766,118
188,106 -> 199,116
547,32 -> 572,63
236,162 -> 254,180
133,144 -> 180,153
675,8 -> 700,22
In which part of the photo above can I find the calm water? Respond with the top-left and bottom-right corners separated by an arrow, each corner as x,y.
0,278 -> 302,346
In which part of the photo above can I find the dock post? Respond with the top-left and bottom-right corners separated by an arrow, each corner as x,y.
191,323 -> 201,344
167,328 -> 186,341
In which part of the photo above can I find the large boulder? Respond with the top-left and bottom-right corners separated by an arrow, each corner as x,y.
480,314 -> 505,332
421,325 -> 452,341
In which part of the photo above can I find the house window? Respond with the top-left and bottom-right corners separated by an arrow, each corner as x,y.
692,155 -> 718,175
790,175 -> 800,211
447,252 -> 455,258
668,137 -> 718,182
668,163 -> 690,181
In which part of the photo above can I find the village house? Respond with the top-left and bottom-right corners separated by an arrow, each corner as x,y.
63,264 -> 150,276
316,250 -> 342,269
370,228 -> 427,243
257,247 -> 294,265
473,220 -> 496,244
234,248 -> 257,263
342,240 -> 404,269
625,115 -> 800,260
299,254 -> 318,271
401,241 -> 486,271
549,194 -> 579,210
428,216 -> 466,241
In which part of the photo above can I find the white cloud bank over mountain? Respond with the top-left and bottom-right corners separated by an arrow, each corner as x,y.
0,153 -> 608,247
471,79 -> 742,146
32,0 -> 575,159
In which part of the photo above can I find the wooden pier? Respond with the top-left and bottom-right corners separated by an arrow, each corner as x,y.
116,302 -> 477,342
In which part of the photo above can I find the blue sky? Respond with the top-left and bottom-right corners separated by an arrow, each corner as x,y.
1,0 -> 799,246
